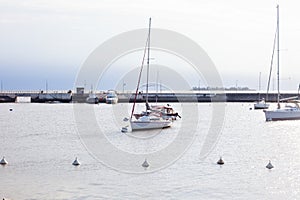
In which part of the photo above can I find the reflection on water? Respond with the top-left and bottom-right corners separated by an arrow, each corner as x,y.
1,103 -> 300,199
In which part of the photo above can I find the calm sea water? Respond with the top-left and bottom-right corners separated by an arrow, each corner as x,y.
1,103 -> 300,200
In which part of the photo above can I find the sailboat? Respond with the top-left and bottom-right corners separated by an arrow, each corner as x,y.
86,85 -> 99,104
264,5 -> 300,121
130,18 -> 172,131
254,72 -> 269,109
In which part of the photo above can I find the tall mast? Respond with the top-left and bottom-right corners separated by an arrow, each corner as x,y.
266,24 -> 277,102
258,72 -> 261,100
276,5 -> 280,108
146,18 -> 151,109
46,80 -> 48,93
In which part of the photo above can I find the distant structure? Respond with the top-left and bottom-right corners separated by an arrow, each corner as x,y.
76,87 -> 85,94
192,86 -> 255,91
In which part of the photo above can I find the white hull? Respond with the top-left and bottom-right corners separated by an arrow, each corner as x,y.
130,120 -> 172,131
264,108 -> 300,121
15,96 -> 31,103
106,91 -> 118,104
86,97 -> 98,104
254,103 -> 269,109
86,93 -> 98,104
106,98 -> 118,104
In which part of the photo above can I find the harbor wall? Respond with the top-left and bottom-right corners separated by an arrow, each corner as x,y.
0,91 -> 298,103
0,92 -> 72,103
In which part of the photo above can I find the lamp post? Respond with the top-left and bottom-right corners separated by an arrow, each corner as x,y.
122,80 -> 126,93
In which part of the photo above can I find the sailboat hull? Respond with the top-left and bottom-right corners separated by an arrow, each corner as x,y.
264,108 -> 300,121
130,120 -> 172,131
254,103 -> 270,109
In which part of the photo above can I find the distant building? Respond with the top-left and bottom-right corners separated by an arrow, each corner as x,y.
76,87 -> 84,94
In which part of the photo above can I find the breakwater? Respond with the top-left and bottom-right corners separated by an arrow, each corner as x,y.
0,91 -> 72,103
0,91 -> 298,103
115,92 -> 297,103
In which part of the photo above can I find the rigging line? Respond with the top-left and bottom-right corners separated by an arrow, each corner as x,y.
146,17 -> 152,107
266,21 -> 278,102
130,27 -> 150,120
276,5 -> 280,107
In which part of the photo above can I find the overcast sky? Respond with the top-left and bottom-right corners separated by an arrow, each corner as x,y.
1,0 -> 300,91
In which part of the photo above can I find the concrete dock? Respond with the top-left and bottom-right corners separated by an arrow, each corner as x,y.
0,90 -> 298,103
0,91 -> 72,103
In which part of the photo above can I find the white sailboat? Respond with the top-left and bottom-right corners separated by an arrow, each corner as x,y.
254,99 -> 269,109
86,85 -> 99,104
254,98 -> 270,109
130,18 -> 172,131
264,5 -> 300,121
254,72 -> 269,109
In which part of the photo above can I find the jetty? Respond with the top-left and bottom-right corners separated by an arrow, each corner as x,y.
0,89 -> 298,103
0,90 -> 72,103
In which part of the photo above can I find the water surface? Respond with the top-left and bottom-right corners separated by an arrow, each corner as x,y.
1,103 -> 300,199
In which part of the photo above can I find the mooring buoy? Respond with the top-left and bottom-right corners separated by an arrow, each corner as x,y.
72,157 -> 80,166
266,160 -> 273,169
217,157 -> 224,165
0,156 -> 8,165
121,126 -> 128,133
142,159 -> 149,168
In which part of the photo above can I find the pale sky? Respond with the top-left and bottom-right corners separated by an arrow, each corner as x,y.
1,0 -> 300,91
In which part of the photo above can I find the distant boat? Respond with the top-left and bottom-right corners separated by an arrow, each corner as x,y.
130,18 -> 172,131
105,90 -> 118,104
15,96 -> 31,103
264,5 -> 300,121
86,94 -> 98,104
86,92 -> 98,104
254,98 -> 269,110
254,72 -> 269,109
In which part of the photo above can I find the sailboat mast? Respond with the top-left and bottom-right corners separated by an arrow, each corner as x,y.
276,5 -> 280,107
146,18 -> 151,108
266,25 -> 277,102
258,72 -> 261,100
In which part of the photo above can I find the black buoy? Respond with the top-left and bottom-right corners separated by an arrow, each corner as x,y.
266,160 -> 274,169
72,157 -> 80,166
121,126 -> 128,133
0,156 -> 8,165
217,157 -> 224,165
142,159 -> 149,168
